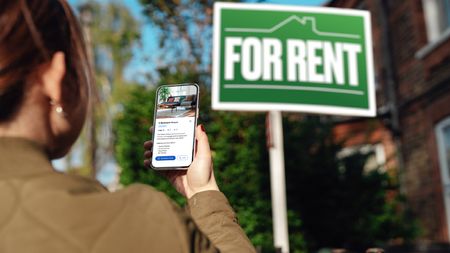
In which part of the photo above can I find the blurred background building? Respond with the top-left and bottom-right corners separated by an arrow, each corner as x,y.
328,0 -> 450,243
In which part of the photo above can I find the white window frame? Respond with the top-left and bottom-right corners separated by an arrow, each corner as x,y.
435,116 -> 450,241
416,0 -> 450,58
337,143 -> 386,173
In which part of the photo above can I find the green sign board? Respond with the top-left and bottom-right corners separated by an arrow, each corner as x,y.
212,3 -> 376,116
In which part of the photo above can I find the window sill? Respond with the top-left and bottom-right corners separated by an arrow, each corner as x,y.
415,28 -> 450,59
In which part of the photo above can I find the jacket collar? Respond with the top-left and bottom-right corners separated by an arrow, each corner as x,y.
0,137 -> 54,178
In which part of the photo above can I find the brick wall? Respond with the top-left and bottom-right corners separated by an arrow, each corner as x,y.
328,0 -> 450,242
394,0 -> 450,241
333,119 -> 398,173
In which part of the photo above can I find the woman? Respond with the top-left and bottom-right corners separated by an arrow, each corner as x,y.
0,0 -> 256,252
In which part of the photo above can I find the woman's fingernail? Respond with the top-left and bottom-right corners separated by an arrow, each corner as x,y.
200,124 -> 206,132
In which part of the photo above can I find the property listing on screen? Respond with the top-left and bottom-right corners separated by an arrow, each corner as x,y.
152,85 -> 197,168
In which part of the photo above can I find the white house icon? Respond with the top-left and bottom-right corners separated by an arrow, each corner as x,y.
225,15 -> 361,40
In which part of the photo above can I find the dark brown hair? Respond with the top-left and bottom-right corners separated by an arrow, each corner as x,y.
0,0 -> 92,121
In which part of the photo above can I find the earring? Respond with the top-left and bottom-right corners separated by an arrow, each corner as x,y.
50,100 -> 67,117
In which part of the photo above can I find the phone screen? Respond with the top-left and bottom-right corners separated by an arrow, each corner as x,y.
151,84 -> 199,169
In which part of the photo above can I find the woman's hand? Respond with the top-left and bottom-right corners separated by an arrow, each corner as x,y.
144,125 -> 220,199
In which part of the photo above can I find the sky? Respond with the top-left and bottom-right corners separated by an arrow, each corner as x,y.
64,0 -> 328,186
126,0 -> 328,83
69,0 -> 328,85
127,0 -> 328,83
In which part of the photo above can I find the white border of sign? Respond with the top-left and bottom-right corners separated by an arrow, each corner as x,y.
212,2 -> 376,117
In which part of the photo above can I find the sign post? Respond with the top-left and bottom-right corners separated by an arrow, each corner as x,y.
212,3 -> 375,252
267,110 -> 289,252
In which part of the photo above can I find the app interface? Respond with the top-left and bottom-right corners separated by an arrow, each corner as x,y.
152,85 -> 197,168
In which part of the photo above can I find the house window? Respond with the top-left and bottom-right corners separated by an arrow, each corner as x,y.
422,0 -> 450,42
436,117 -> 450,188
337,143 -> 386,173
435,116 -> 450,241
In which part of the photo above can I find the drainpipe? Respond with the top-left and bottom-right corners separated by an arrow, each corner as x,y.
378,0 -> 406,193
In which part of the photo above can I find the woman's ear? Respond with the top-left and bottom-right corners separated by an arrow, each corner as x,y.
41,52 -> 66,102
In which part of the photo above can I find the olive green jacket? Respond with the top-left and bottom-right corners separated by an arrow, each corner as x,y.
0,138 -> 256,253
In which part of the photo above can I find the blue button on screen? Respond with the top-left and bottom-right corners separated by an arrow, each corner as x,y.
155,156 -> 176,161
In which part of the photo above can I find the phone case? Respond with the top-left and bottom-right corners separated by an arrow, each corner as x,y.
150,83 -> 199,170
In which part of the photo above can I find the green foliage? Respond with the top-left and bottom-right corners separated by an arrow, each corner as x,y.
114,83 -> 418,252
139,0 -> 240,73
114,84 -> 185,205
114,78 -> 307,251
283,116 -> 420,251
206,111 -> 274,250
158,87 -> 170,102
116,64 -> 276,246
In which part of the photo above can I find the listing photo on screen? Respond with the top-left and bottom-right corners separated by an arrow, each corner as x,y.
156,85 -> 197,119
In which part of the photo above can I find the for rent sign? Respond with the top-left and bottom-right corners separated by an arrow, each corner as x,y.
212,3 -> 376,116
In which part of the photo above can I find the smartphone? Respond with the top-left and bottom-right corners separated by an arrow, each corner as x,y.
151,83 -> 199,170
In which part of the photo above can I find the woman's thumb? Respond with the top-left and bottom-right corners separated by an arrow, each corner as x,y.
195,124 -> 211,160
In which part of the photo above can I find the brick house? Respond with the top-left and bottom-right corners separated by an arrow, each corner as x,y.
327,0 -> 450,242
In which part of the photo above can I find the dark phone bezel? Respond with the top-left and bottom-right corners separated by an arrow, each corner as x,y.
150,83 -> 199,170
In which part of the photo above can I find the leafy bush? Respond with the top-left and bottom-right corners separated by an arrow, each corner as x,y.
114,85 -> 417,252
